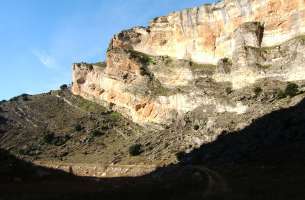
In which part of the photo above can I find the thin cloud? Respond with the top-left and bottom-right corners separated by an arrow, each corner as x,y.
32,49 -> 57,69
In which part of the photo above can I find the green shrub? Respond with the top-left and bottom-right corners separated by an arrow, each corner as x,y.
60,84 -> 68,90
74,124 -> 82,132
253,87 -> 263,96
193,124 -> 200,131
276,89 -> 286,99
147,57 -> 156,65
88,64 -> 93,71
129,144 -> 143,156
276,83 -> 299,99
9,96 -> 19,101
139,66 -> 151,76
21,94 -> 30,101
43,133 -> 70,146
150,83 -> 171,96
189,61 -> 216,74
222,58 -> 232,65
91,130 -> 104,137
109,112 -> 121,121
83,129 -> 105,143
43,133 -> 55,144
78,99 -> 101,112
285,83 -> 299,97
225,87 -> 232,95
9,94 -> 30,102
94,62 -> 106,68
18,145 -> 41,156
164,56 -> 172,65
129,50 -> 154,66
256,63 -> 272,70
18,148 -> 27,155
295,35 -> 305,42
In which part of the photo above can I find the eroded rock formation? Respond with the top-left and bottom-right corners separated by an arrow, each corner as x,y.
72,0 -> 305,126
110,0 -> 305,64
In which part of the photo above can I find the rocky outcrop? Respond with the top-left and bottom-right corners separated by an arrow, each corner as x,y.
72,0 -> 305,126
232,22 -> 264,68
214,24 -> 305,88
72,47 -> 250,125
110,0 -> 305,64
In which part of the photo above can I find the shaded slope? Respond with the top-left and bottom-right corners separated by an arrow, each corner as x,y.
181,96 -> 305,165
0,148 -> 216,200
1,94 -> 305,199
179,97 -> 305,199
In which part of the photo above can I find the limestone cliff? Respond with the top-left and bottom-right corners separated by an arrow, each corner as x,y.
72,0 -> 305,126
110,0 -> 305,64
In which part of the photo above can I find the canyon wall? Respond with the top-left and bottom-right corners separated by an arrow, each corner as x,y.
72,0 -> 305,126
110,0 -> 305,64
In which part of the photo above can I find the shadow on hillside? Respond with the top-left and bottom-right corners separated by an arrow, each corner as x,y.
0,116 -> 7,124
0,115 -> 7,136
178,98 -> 305,199
2,99 -> 305,199
181,98 -> 305,166
0,148 -> 213,200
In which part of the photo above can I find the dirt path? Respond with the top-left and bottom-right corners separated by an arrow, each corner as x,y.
34,161 -> 158,177
0,161 -> 229,199
34,161 -> 229,194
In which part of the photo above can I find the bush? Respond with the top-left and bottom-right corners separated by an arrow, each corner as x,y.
139,66 -> 151,76
276,83 -> 299,99
9,94 -> 30,102
193,124 -> 200,131
222,58 -> 232,65
18,145 -> 41,156
9,96 -> 18,101
91,130 -> 104,137
83,129 -> 105,143
225,87 -> 232,95
276,89 -> 286,99
74,124 -> 82,132
21,94 -> 30,101
129,144 -> 143,156
43,133 -> 56,144
147,57 -> 156,65
253,87 -> 262,96
285,83 -> 299,97
94,62 -> 106,68
88,64 -> 93,71
109,112 -> 121,121
43,133 -> 70,146
129,50 -> 154,66
60,84 -> 68,90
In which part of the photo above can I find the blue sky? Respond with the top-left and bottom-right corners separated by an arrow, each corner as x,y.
0,0 -> 214,100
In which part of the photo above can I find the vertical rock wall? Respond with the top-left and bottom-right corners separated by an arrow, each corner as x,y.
72,0 -> 305,125
110,0 -> 305,64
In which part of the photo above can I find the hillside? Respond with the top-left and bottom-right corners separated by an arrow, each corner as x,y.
2,0 -> 305,199
2,88 -> 305,199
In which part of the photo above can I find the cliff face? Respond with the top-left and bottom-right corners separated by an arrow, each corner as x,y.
72,0 -> 305,126
110,0 -> 305,64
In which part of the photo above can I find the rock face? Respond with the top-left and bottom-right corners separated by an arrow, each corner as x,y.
109,0 -> 305,64
72,0 -> 305,126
